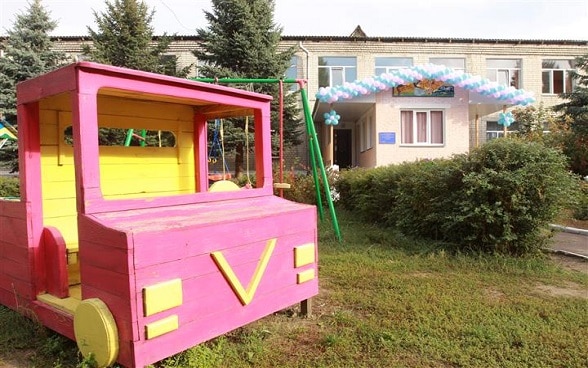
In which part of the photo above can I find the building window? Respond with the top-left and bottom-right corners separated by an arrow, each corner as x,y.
485,121 -> 521,140
401,110 -> 444,145
486,59 -> 521,88
159,54 -> 177,75
285,56 -> 299,91
429,58 -> 465,72
359,116 -> 373,152
542,59 -> 575,94
318,56 -> 356,88
375,57 -> 413,75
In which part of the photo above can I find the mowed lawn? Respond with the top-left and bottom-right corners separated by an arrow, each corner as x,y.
1,210 -> 587,368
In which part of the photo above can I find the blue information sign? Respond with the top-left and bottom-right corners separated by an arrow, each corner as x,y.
379,132 -> 396,144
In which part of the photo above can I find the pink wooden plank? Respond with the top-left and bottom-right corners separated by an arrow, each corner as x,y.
2,257 -> 32,283
0,216 -> 29,249
16,64 -> 77,104
0,200 -> 26,219
80,240 -> 132,275
77,215 -> 129,250
132,220 -> 315,269
0,274 -> 34,302
80,263 -> 133,300
30,301 -> 75,340
0,240 -> 29,262
80,284 -> 138,342
131,282 -> 317,368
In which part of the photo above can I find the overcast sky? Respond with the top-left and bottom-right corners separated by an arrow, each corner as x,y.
1,0 -> 587,40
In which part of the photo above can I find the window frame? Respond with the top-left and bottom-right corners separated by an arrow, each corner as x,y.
486,59 -> 522,88
541,59 -> 575,95
318,56 -> 357,88
400,109 -> 445,146
375,57 -> 413,75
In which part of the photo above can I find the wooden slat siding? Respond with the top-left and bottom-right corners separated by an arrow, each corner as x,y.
133,230 -> 314,284
0,212 -> 29,249
130,212 -> 314,265
0,239 -> 29,262
94,196 -> 313,232
30,302 -> 75,339
131,283 -> 317,368
81,285 -> 137,342
77,215 -> 140,341
2,256 -> 32,284
136,242 -> 316,322
0,273 -> 34,302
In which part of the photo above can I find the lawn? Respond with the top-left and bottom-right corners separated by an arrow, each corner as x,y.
1,210 -> 587,368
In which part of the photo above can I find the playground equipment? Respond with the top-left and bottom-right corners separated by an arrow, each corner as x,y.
192,77 -> 341,240
0,118 -> 17,149
0,62 -> 319,368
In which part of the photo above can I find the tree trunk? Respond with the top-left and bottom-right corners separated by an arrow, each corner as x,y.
234,142 -> 244,178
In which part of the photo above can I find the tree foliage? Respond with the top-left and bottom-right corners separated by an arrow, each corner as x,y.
553,54 -> 588,135
193,0 -> 303,176
0,0 -> 69,172
82,0 -> 190,146
83,0 -> 190,77
550,54 -> 588,176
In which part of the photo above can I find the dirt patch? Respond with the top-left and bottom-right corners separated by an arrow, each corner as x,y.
535,281 -> 588,299
549,254 -> 588,275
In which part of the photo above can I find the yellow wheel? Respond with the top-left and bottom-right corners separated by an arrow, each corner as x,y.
73,298 -> 119,368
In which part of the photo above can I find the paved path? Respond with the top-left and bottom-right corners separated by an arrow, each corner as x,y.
549,226 -> 588,259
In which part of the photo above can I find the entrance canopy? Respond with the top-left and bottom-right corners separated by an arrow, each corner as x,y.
315,64 -> 536,125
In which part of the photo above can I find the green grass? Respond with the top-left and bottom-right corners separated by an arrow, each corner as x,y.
1,210 -> 587,367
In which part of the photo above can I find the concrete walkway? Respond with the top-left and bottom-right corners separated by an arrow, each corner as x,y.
549,225 -> 588,260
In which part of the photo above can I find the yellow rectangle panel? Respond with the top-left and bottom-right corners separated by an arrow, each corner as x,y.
145,315 -> 179,340
294,243 -> 316,268
143,279 -> 183,316
297,269 -> 316,284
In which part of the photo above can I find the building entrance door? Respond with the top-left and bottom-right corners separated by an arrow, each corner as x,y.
334,129 -> 352,169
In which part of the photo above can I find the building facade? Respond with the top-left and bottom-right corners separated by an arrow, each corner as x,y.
15,29 -> 588,168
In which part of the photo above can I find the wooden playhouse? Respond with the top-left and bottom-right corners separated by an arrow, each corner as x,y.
0,62 -> 318,368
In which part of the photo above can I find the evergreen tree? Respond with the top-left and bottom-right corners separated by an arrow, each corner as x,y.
83,0 -> 190,147
552,54 -> 588,176
0,0 -> 69,172
553,54 -> 588,135
83,0 -> 190,77
193,0 -> 303,177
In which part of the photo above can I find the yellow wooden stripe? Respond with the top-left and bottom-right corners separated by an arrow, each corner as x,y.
145,315 -> 179,340
143,279 -> 183,317
297,269 -> 316,284
294,243 -> 316,268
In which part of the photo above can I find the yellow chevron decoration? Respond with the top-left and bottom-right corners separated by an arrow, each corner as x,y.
211,238 -> 276,305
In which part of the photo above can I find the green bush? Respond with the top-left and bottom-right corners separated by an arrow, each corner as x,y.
336,139 -> 579,256
0,176 -> 20,197
573,180 -> 588,220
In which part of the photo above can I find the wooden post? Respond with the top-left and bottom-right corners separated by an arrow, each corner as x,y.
502,105 -> 507,137
475,113 -> 479,147
300,298 -> 312,317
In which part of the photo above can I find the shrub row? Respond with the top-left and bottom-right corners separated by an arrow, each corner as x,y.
336,139 -> 580,255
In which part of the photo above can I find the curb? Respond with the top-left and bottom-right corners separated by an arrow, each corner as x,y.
549,224 -> 588,236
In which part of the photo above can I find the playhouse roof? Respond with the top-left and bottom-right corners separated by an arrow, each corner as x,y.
315,64 -> 536,107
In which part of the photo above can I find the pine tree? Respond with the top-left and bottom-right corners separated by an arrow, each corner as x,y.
83,0 -> 190,147
83,0 -> 190,77
551,54 -> 588,176
0,0 -> 68,172
193,0 -> 303,177
553,54 -> 588,135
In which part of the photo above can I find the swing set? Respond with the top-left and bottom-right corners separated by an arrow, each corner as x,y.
191,77 -> 341,241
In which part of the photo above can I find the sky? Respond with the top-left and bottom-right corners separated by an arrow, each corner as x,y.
0,0 -> 587,40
